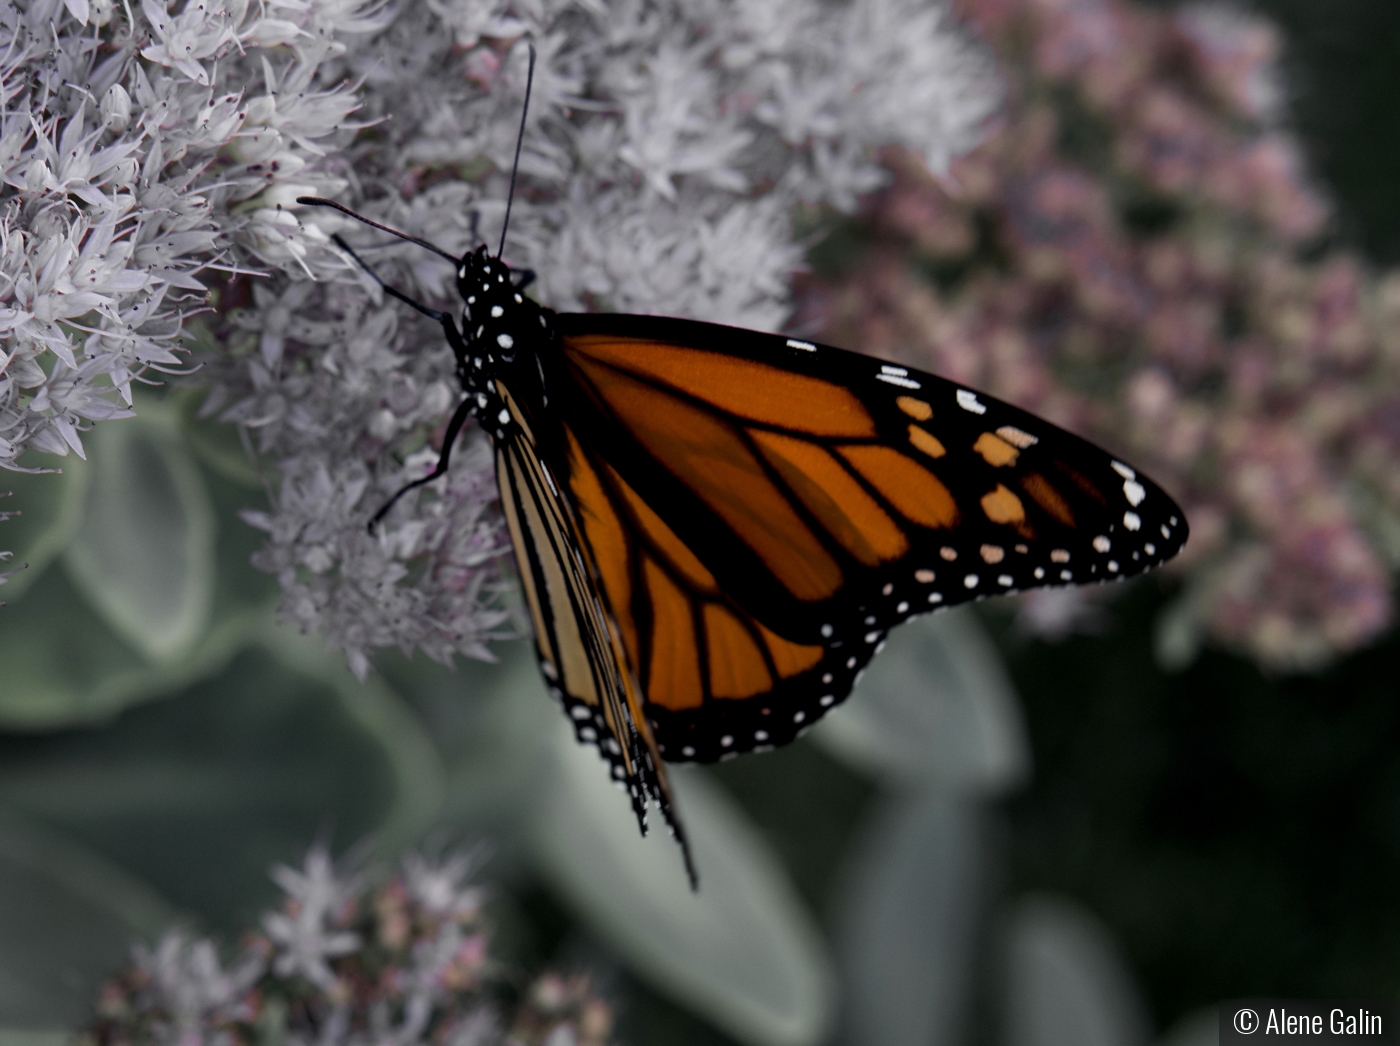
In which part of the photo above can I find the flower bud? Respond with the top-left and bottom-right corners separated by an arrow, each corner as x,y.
101,84 -> 131,132
25,160 -> 51,193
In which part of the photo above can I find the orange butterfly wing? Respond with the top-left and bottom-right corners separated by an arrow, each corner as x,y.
537,313 -> 1187,763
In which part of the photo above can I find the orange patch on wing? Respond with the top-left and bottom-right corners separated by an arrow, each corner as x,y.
565,334 -> 877,438
896,395 -> 933,421
973,431 -> 1020,467
570,356 -> 843,601
981,484 -> 1026,526
908,424 -> 946,459
566,431 -> 639,664
1022,473 -> 1076,527
604,462 -> 718,595
750,429 -> 907,566
703,604 -> 774,699
837,445 -> 960,530
642,558 -> 704,711
755,619 -> 823,679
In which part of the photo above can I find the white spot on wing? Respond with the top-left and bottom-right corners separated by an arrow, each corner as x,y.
1124,480 -> 1146,506
956,389 -> 987,414
786,339 -> 816,351
1123,511 -> 1141,530
497,333 -> 514,348
1111,461 -> 1136,480
1092,535 -> 1111,552
876,374 -> 922,389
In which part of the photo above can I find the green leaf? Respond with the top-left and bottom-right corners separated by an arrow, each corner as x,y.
262,627 -> 448,856
0,406 -> 275,730
532,707 -> 835,1046
835,793 -> 990,1046
1002,895 -> 1153,1046
62,409 -> 215,663
0,452 -> 88,603
0,809 -> 182,1027
0,634 -> 444,933
811,608 -> 1030,793
0,565 -> 258,730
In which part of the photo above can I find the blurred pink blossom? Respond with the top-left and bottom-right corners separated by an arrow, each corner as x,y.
801,0 -> 1400,670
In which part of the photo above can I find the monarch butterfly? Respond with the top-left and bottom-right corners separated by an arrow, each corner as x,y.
298,49 -> 1187,886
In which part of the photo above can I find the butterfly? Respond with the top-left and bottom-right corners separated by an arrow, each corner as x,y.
297,51 -> 1187,887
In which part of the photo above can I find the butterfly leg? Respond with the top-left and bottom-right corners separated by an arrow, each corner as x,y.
368,392 -> 476,531
331,234 -> 447,323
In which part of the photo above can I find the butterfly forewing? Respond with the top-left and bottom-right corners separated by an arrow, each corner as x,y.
543,313 -> 1188,762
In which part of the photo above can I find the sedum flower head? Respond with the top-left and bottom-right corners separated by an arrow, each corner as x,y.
1,0 -> 375,474
186,0 -> 1000,675
86,844 -> 615,1046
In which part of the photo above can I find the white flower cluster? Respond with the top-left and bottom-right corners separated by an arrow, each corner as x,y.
0,0 -> 375,474
13,0 -> 999,675
208,0 -> 1000,676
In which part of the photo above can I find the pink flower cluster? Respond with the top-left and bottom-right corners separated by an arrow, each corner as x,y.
797,0 -> 1400,669
86,853 -> 614,1046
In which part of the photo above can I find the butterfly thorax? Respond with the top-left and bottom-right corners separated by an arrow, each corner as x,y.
451,245 -> 554,444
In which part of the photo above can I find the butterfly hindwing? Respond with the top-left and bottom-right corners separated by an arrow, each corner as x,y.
493,402 -> 694,880
561,420 -> 844,763
543,312 -> 1188,762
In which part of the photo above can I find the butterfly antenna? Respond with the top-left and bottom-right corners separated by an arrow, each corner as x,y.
295,198 -> 459,264
498,41 -> 536,259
